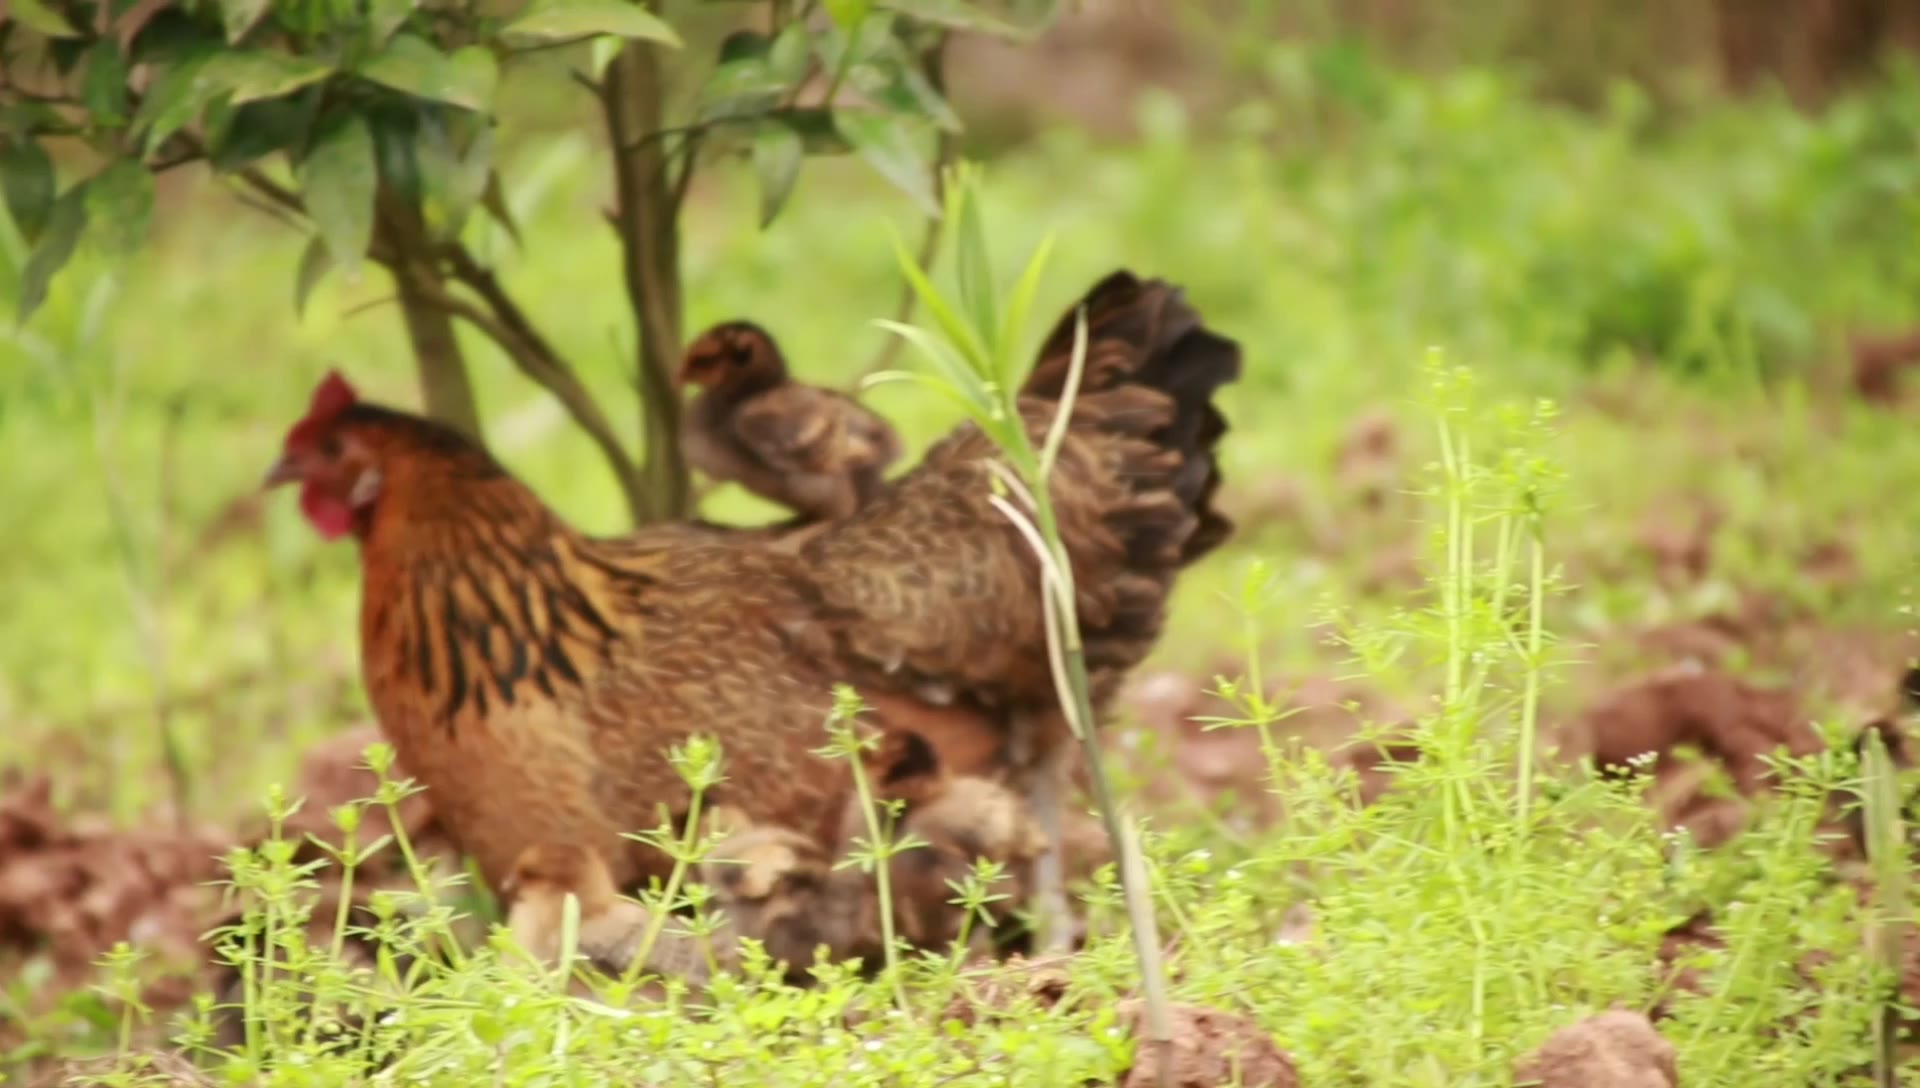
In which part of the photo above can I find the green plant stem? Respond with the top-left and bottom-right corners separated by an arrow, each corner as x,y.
627,791 -> 705,987
1515,523 -> 1546,834
330,825 -> 359,964
843,738 -> 911,1014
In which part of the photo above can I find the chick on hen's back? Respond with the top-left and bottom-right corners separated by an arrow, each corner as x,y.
677,321 -> 902,523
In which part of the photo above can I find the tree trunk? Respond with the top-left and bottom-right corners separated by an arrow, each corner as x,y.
606,42 -> 691,524
395,263 -> 484,441
375,189 -> 484,442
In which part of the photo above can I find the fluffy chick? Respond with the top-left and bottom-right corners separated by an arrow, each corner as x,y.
883,775 -> 1050,954
840,732 -> 1052,955
503,843 -> 709,983
677,320 -> 902,522
700,822 -> 874,982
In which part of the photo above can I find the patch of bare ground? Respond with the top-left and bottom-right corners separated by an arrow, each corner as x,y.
1515,1010 -> 1678,1087
1120,663 -> 1413,827
1117,1000 -> 1299,1088
1852,325 -> 1920,404
0,775 -> 230,993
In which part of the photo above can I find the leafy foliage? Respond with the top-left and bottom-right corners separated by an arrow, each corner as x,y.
0,0 -> 1061,525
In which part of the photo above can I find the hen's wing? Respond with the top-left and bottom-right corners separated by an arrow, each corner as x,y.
797,271 -> 1241,712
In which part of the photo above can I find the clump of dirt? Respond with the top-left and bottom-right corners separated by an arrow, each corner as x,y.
0,775 -> 231,987
1637,501 -> 1723,588
1799,537 -> 1859,591
1116,1001 -> 1298,1088
1852,326 -> 1920,404
1644,755 -> 1750,849
1631,592 -> 1788,672
1575,666 -> 1818,795
1652,912 -> 1726,1020
1333,408 -> 1402,516
1514,1010 -> 1678,1087
1121,666 -> 1411,825
1336,736 -> 1424,808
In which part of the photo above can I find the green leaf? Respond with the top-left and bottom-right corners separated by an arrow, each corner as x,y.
202,49 -> 333,104
834,109 -> 937,216
84,159 -> 153,255
889,225 -> 988,372
17,185 -> 88,324
368,0 -> 417,48
218,0 -> 270,43
208,90 -> 321,172
359,34 -> 496,111
369,107 -> 420,205
751,119 -> 802,228
502,0 -> 681,46
1000,231 -> 1056,381
294,234 -> 331,317
954,177 -> 996,358
6,0 -> 79,37
416,111 -> 491,240
824,23 -> 959,132
822,0 -> 869,29
80,40 -> 132,125
877,0 -> 1030,38
133,50 -> 219,155
1,140 -> 56,243
300,115 -> 376,277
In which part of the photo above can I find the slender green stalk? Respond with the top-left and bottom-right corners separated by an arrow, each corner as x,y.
842,729 -> 912,1014
1515,522 -> 1546,833
876,164 -> 1174,1079
627,795 -> 703,984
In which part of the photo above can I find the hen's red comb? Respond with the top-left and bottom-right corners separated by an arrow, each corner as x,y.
287,369 -> 359,446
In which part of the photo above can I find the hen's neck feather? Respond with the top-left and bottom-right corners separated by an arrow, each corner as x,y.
350,410 -> 666,730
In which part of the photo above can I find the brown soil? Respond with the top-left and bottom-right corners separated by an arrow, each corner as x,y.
1116,1001 -> 1299,1088
1653,912 -> 1726,1020
1853,326 -> 1920,403
0,775 -> 230,988
1514,1010 -> 1679,1087
1575,666 -> 1819,795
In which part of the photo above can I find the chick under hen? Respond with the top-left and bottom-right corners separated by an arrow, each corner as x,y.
502,842 -> 711,983
262,270 -> 1241,950
677,320 -> 903,523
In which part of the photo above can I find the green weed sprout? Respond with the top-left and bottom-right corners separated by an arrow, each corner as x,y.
866,161 -> 1174,1076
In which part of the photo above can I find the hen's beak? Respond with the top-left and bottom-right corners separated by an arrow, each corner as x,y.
261,453 -> 301,489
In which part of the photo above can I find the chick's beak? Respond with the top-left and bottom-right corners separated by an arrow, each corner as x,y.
261,452 -> 302,490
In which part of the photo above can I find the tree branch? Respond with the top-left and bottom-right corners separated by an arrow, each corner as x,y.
408,257 -> 650,520
603,39 -> 691,524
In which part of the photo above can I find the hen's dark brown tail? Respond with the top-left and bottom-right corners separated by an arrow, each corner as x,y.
1018,272 -> 1242,689
1025,270 -> 1242,565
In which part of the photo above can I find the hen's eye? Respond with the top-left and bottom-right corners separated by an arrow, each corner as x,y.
320,435 -> 344,458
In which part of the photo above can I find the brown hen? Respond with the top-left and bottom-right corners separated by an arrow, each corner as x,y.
678,321 -> 903,523
262,271 -> 1240,947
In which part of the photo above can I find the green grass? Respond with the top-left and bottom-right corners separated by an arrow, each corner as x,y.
3,45 -> 1920,1087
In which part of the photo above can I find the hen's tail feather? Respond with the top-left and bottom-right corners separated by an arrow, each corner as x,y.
1026,270 -> 1242,568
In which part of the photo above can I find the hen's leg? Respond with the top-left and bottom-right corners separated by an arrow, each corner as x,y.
1014,710 -> 1076,954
